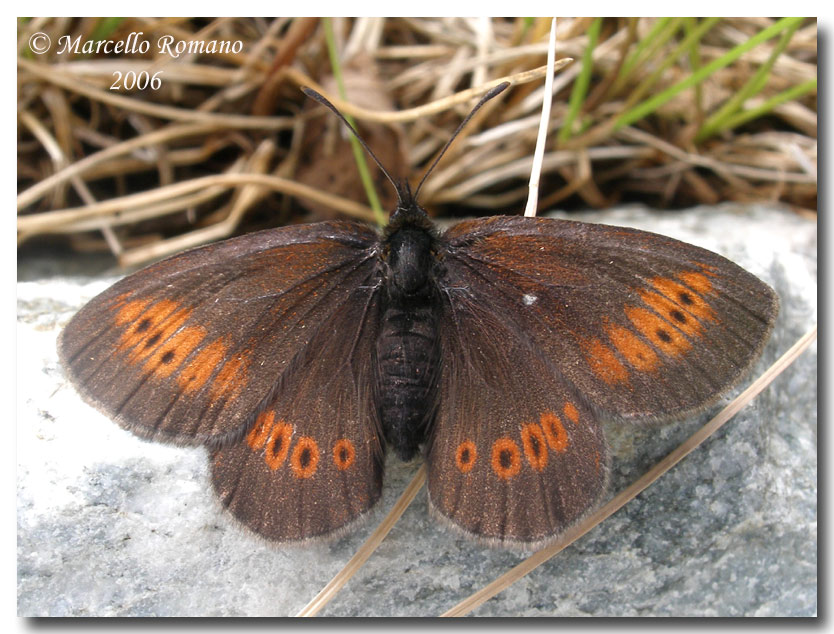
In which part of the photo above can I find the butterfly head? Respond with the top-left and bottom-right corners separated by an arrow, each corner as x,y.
382,182 -> 438,298
301,82 -> 510,298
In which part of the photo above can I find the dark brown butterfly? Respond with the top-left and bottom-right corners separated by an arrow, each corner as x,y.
58,83 -> 778,549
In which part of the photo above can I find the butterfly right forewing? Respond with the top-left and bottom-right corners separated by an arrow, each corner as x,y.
58,221 -> 380,447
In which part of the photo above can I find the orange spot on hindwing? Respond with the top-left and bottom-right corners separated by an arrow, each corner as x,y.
333,439 -> 356,471
521,423 -> 548,471
246,411 -> 275,450
563,402 -> 580,424
264,421 -> 293,470
455,441 -> 477,474
540,411 -> 569,452
291,437 -> 319,478
491,438 -> 522,480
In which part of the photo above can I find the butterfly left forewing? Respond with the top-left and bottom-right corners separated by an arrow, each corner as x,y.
211,283 -> 385,542
442,216 -> 778,422
426,285 -> 608,548
59,221 -> 379,446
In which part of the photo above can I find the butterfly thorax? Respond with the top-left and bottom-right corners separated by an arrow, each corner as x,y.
376,208 -> 442,461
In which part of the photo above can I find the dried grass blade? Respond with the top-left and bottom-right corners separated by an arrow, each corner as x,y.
17,122 -> 222,210
286,63 -> 568,124
297,465 -> 427,617
524,18 -> 556,218
18,58 -> 292,129
18,173 -> 375,238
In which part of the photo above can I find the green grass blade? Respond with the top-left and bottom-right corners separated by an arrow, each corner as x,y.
323,18 -> 386,226
625,17 -> 720,109
558,17 -> 602,144
614,17 -> 673,93
696,18 -> 804,142
718,78 -> 817,134
89,17 -> 125,42
613,16 -> 806,132
683,17 -> 705,123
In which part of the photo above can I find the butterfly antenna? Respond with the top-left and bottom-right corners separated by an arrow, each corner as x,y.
301,87 -> 404,205
413,81 -> 511,202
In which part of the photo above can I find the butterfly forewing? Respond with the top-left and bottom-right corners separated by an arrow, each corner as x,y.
58,221 -> 380,446
442,216 -> 779,422
211,282 -> 385,542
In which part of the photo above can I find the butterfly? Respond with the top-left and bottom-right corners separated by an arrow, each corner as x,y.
58,82 -> 778,549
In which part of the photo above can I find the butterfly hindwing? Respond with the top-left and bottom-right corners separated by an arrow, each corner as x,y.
210,283 -> 385,542
426,284 -> 608,547
441,216 -> 779,422
58,221 -> 380,446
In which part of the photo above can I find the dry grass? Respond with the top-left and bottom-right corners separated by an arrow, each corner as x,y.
17,17 -> 817,266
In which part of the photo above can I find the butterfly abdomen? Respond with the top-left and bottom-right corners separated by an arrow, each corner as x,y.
376,301 -> 440,461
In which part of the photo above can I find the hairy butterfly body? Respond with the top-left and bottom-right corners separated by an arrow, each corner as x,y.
58,83 -> 778,548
